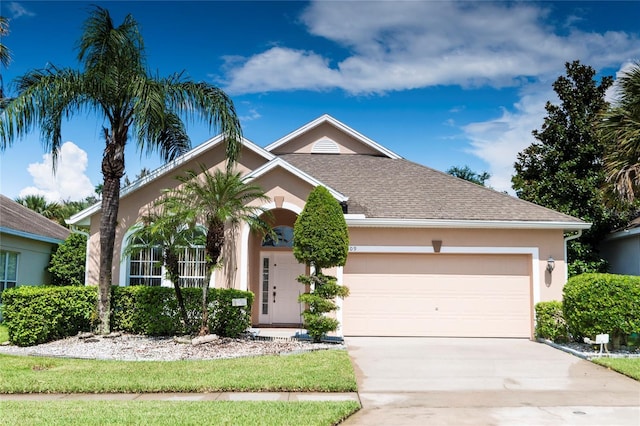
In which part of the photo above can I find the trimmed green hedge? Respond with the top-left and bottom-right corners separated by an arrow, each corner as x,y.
534,301 -> 568,342
563,273 -> 640,346
1,286 -> 96,347
1,285 -> 254,346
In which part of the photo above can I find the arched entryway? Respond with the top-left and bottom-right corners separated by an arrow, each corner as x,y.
248,208 -> 306,327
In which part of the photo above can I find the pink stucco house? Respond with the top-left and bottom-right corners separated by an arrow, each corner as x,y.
68,115 -> 589,338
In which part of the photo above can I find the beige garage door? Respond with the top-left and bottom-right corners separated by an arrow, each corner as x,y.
342,253 -> 532,338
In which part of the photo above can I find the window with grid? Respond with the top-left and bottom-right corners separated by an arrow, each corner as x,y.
0,251 -> 18,299
128,245 -> 163,286
177,246 -> 207,288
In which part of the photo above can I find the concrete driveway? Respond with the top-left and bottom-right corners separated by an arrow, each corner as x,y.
344,337 -> 640,425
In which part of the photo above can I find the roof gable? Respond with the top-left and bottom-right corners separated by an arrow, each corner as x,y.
245,157 -> 348,202
0,195 -> 70,243
68,136 -> 274,226
265,114 -> 402,159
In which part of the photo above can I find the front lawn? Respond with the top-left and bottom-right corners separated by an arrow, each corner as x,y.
0,324 -> 8,344
592,357 -> 640,381
0,400 -> 360,426
0,349 -> 357,393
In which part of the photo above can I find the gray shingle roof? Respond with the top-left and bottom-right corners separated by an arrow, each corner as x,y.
279,154 -> 585,224
0,195 -> 70,242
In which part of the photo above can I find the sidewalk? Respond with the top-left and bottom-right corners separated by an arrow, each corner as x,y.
0,392 -> 359,402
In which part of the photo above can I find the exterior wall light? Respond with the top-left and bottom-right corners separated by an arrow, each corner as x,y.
546,257 -> 555,273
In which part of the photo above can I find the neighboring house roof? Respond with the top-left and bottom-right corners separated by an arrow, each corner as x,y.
604,215 -> 640,241
0,195 -> 70,244
280,154 -> 588,228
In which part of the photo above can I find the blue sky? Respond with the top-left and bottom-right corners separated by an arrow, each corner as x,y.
1,1 -> 639,201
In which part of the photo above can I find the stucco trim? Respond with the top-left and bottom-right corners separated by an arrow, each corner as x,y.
239,201 -> 303,291
265,114 -> 402,159
345,217 -> 591,231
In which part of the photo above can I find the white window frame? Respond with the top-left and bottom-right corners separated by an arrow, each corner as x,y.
0,250 -> 18,294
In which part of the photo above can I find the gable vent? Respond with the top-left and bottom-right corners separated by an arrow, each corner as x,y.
311,138 -> 340,154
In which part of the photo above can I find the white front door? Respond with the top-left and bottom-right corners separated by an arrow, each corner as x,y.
259,251 -> 305,325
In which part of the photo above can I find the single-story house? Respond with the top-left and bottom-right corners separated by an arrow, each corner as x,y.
0,194 -> 70,293
599,217 -> 640,276
68,115 -> 589,338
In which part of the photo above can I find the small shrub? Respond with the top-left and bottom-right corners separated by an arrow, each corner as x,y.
209,289 -> 254,337
1,286 -> 96,346
535,301 -> 568,342
563,273 -> 640,347
297,274 -> 349,342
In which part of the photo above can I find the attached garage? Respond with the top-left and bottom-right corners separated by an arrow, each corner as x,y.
342,252 -> 533,338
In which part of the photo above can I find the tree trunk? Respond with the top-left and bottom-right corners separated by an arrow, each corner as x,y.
97,135 -> 125,334
200,220 -> 225,336
165,249 -> 189,331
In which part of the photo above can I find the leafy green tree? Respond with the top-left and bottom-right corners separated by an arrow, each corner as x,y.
49,233 -> 87,286
163,167 -> 270,335
293,186 -> 349,342
512,60 -> 632,275
446,165 -> 491,186
122,207 -> 205,331
0,7 -> 242,334
600,62 -> 640,203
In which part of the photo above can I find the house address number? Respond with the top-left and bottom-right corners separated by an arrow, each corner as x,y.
349,246 -> 357,252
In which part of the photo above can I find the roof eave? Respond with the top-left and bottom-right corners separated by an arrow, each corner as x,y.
345,217 -> 592,230
0,227 -> 67,244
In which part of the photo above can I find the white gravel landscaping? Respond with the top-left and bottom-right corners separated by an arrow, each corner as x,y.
0,332 -> 345,361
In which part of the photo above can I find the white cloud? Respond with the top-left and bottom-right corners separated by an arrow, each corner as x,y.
605,62 -> 637,104
19,142 -> 95,202
463,84 -> 556,194
7,2 -> 35,19
223,1 -> 640,95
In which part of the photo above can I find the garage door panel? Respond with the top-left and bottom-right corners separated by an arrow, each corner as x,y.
342,254 -> 532,338
345,253 -> 529,276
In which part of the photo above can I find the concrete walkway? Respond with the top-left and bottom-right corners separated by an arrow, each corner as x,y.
343,337 -> 640,425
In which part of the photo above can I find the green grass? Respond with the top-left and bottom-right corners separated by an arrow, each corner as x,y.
592,357 -> 640,381
0,349 -> 357,393
0,324 -> 8,344
0,400 -> 360,426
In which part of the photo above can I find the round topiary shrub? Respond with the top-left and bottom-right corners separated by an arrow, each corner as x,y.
563,273 -> 640,347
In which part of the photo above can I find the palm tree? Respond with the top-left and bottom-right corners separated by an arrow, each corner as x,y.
0,7 -> 242,334
601,63 -> 640,203
122,207 -> 206,331
0,15 -> 12,108
15,194 -> 62,221
163,167 -> 271,335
